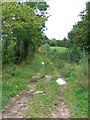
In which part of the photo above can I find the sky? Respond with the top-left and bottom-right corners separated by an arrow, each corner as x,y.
44,0 -> 88,40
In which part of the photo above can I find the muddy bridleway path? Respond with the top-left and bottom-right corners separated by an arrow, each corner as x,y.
2,65 -> 70,118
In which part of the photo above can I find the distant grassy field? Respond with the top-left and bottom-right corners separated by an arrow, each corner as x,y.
50,46 -> 68,53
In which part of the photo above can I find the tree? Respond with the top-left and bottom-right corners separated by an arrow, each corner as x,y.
2,1 -> 49,64
67,1 -> 89,52
62,37 -> 68,47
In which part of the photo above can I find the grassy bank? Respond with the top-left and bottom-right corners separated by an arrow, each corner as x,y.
2,53 -> 43,108
48,46 -> 88,117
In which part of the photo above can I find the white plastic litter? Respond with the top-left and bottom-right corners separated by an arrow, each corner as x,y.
12,17 -> 15,20
33,91 -> 44,95
41,62 -> 44,65
56,78 -> 67,85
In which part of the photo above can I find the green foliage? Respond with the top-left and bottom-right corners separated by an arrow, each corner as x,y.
68,20 -> 88,50
67,2 -> 89,52
44,38 -> 69,47
40,43 -> 50,53
2,40 -> 16,64
2,1 -> 89,117
49,47 -> 67,59
64,83 -> 88,118
66,47 -> 82,63
2,52 -> 42,107
48,46 -> 88,117
49,46 -> 88,90
2,47 -> 58,113
60,61 -> 88,90
49,46 -> 86,64
27,1 -> 49,16
2,45 -> 88,117
2,1 -> 48,64
28,79 -> 59,118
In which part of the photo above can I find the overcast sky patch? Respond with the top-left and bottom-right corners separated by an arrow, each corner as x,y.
44,0 -> 88,40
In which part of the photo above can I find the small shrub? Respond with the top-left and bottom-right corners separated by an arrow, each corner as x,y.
66,47 -> 82,63
41,44 -> 50,53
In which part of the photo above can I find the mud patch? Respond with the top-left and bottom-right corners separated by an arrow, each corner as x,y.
51,85 -> 70,118
51,103 -> 70,118
2,68 -> 43,118
2,82 -> 37,118
44,75 -> 52,83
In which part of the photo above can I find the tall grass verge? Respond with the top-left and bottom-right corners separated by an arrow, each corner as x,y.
2,53 -> 43,108
48,45 -> 88,117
